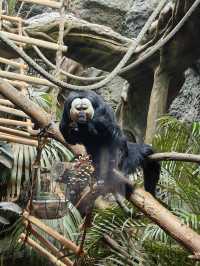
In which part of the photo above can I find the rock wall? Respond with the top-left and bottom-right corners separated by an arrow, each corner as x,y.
72,0 -> 200,123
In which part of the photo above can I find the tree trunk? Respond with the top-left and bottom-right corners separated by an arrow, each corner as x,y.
145,66 -> 171,144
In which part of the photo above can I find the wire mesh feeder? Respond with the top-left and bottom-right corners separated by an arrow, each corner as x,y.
54,155 -> 95,206
31,155 -> 94,219
30,163 -> 69,220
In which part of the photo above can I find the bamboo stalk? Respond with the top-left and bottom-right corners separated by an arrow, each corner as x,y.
0,125 -> 31,137
5,79 -> 29,89
1,15 -> 26,23
23,211 -> 81,254
18,0 -> 62,8
0,57 -> 28,69
0,99 -> 14,107
1,32 -> 67,52
0,118 -> 33,127
0,79 -> 76,154
0,70 -> 52,86
29,226 -> 73,266
0,105 -> 28,118
0,132 -> 38,146
19,233 -> 66,266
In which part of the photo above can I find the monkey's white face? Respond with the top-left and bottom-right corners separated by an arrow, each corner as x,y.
70,98 -> 94,123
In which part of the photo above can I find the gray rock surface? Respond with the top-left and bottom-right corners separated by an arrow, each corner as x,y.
71,0 -> 134,33
72,0 -> 200,122
169,69 -> 200,122
122,0 -> 153,38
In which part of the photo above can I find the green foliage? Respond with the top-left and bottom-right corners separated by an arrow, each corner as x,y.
85,205 -> 149,265
142,116 -> 200,265
0,142 -> 13,200
7,0 -> 17,15
2,139 -> 74,200
81,117 -> 200,265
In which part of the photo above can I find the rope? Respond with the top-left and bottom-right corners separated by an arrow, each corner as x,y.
0,0 -> 166,90
120,0 -> 200,74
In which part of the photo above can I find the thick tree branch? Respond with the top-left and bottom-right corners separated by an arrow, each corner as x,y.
77,169 -> 200,256
129,187 -> 200,254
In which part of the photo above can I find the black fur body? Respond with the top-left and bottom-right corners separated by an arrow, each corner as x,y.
60,91 -> 160,197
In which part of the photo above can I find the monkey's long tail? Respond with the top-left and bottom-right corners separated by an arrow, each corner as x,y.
142,158 -> 160,196
121,142 -> 160,196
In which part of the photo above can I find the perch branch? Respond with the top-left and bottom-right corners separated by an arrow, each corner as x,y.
0,105 -> 28,118
0,78 -> 76,153
0,132 -> 38,146
0,99 -> 14,107
2,32 -> 68,52
17,0 -> 62,9
114,169 -> 200,255
0,118 -> 33,127
77,169 -> 200,255
23,211 -> 82,255
27,224 -> 73,266
0,70 -> 53,87
0,126 -> 31,138
0,57 -> 27,69
148,152 -> 200,164
19,233 -> 66,266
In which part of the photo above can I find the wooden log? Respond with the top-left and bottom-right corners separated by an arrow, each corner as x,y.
0,132 -> 38,146
0,70 -> 52,87
23,211 -> 81,254
0,126 -> 31,137
0,57 -> 28,69
29,226 -> 73,266
2,32 -> 67,52
19,233 -> 66,266
0,105 -> 28,118
0,118 -> 33,127
18,0 -> 62,9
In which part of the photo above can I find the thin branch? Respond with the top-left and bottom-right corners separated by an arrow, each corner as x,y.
148,152 -> 200,164
103,234 -> 135,265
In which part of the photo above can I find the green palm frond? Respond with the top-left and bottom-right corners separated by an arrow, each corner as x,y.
0,142 -> 13,200
85,205 -> 148,265
7,0 -> 16,15
4,139 -> 74,200
142,116 -> 200,264
28,89 -> 52,112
